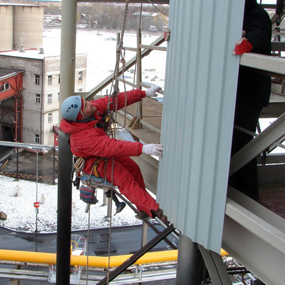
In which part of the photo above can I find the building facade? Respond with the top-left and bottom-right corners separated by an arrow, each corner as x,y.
0,49 -> 87,145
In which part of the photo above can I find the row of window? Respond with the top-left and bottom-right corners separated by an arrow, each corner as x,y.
34,71 -> 83,85
35,90 -> 83,104
35,93 -> 60,104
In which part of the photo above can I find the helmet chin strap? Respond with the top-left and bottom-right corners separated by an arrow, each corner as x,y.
80,109 -> 86,119
76,110 -> 95,123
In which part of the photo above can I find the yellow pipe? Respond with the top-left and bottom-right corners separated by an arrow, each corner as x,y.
0,248 -> 228,268
0,250 -> 56,265
0,249 -> 177,268
73,250 -> 178,268
221,249 -> 229,256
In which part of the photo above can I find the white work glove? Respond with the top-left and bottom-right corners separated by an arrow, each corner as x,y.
142,144 -> 163,157
145,86 -> 161,98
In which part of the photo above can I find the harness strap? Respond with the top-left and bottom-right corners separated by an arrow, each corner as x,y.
91,157 -> 105,178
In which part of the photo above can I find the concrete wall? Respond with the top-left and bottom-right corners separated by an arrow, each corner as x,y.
14,6 -> 44,49
0,6 -> 13,51
0,5 -> 44,51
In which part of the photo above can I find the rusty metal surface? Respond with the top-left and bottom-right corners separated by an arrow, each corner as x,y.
259,182 -> 285,219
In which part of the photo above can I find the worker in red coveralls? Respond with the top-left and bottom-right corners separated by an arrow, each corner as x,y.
60,86 -> 168,223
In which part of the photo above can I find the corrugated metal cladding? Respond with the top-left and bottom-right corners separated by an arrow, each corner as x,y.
157,0 -> 245,253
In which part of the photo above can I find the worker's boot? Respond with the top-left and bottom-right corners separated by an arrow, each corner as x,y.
151,208 -> 168,224
114,201 -> 126,215
105,189 -> 126,215
135,210 -> 149,220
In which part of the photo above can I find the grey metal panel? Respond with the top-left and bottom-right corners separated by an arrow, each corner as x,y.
157,0 -> 244,253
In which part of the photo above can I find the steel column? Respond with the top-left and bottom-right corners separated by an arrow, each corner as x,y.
59,0 -> 77,110
56,130 -> 73,285
57,0 -> 77,284
136,28 -> 142,122
176,234 -> 204,285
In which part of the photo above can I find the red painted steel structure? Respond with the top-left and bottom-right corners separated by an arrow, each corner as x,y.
0,69 -> 24,142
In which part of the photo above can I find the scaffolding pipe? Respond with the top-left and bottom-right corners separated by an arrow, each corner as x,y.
57,1 -> 77,284
0,249 -> 178,268
136,28 -> 143,121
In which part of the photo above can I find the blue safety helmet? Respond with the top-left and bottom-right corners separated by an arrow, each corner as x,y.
61,95 -> 82,122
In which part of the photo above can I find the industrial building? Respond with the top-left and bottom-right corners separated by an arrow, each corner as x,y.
0,3 -> 44,51
0,3 -> 87,145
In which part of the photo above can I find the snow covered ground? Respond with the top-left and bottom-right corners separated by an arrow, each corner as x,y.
0,174 -> 143,233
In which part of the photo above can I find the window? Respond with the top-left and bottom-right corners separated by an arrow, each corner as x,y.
36,94 -> 41,103
35,134 -> 40,144
48,75 -> 52,85
47,94 -> 52,104
48,112 -> 53,123
1,83 -> 10,92
35,75 -> 40,85
78,71 -> 83,80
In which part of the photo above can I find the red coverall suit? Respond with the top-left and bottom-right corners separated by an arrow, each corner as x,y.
60,89 -> 160,218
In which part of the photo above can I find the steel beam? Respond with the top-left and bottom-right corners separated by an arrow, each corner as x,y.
130,154 -> 158,194
230,112 -> 285,176
77,0 -> 169,3
199,245 -> 232,285
97,224 -> 175,285
223,187 -> 285,285
271,41 -> 285,52
240,53 -> 285,79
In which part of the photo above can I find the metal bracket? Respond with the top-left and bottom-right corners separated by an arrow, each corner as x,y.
198,245 -> 232,285
97,224 -> 175,285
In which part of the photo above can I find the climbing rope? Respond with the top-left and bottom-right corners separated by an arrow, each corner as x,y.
146,0 -> 169,17
103,0 -> 130,283
85,207 -> 91,285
